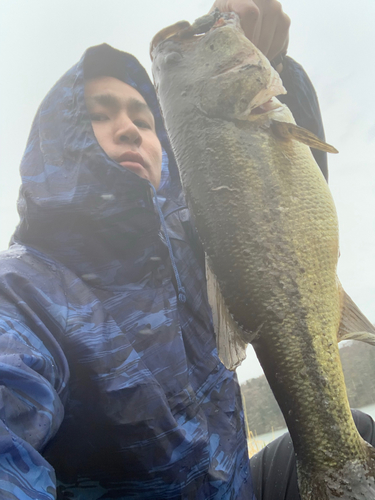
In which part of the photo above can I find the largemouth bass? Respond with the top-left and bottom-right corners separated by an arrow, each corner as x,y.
151,11 -> 375,500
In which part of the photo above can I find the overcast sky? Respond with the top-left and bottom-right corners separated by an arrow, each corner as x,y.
0,0 -> 374,383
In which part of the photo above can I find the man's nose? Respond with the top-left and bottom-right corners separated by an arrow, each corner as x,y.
114,116 -> 142,146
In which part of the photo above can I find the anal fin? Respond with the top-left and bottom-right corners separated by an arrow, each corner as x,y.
338,284 -> 375,345
205,255 -> 247,370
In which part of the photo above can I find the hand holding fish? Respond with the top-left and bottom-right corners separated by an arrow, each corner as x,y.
209,0 -> 290,64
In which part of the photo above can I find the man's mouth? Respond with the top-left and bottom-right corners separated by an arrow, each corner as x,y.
116,152 -> 148,177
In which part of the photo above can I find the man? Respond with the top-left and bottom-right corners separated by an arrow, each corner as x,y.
0,41 -> 254,499
0,1 -> 369,499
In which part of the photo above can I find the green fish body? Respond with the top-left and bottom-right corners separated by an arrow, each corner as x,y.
152,11 -> 375,499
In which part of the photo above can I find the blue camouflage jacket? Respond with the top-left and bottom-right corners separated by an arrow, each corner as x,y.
0,44 -> 326,500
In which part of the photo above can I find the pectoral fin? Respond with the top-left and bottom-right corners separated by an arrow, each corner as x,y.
205,255 -> 247,370
271,120 -> 339,154
338,285 -> 375,345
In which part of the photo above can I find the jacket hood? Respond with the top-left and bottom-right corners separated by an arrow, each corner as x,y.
11,44 -> 184,280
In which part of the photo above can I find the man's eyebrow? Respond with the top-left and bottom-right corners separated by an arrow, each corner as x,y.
127,97 -> 154,118
85,93 -> 154,118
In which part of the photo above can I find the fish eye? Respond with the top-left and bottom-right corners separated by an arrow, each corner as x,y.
164,51 -> 183,65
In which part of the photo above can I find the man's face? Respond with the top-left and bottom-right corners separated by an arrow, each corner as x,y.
84,76 -> 162,189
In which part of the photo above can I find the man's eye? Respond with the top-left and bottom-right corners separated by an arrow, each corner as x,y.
134,119 -> 152,129
90,113 -> 108,122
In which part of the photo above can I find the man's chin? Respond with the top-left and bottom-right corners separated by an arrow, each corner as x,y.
119,161 -> 147,178
117,161 -> 161,190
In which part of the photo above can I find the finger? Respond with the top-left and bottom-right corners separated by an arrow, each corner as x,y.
250,10 -> 263,47
256,12 -> 277,56
268,32 -> 289,63
255,2 -> 290,59
267,14 -> 290,61
255,0 -> 282,55
228,0 -> 261,42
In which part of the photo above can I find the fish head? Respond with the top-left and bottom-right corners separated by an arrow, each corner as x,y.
151,11 -> 286,121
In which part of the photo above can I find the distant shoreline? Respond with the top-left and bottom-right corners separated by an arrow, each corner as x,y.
252,402 -> 375,446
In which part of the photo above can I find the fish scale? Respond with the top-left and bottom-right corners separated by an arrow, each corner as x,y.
152,10 -> 375,499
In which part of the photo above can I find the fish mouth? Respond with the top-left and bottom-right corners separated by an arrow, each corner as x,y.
249,60 -> 286,115
250,97 -> 284,115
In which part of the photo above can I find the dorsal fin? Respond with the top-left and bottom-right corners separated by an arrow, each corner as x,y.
205,255 -> 247,370
338,284 -> 375,345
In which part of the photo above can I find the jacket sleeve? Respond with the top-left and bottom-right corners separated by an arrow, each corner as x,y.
278,56 -> 328,181
0,255 -> 69,500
